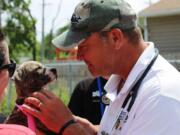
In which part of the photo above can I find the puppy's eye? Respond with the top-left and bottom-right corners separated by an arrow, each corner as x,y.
35,66 -> 42,70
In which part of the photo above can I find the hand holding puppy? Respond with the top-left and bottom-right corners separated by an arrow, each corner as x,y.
22,90 -> 73,133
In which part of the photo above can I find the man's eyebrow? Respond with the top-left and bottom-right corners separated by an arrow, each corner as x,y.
79,34 -> 93,46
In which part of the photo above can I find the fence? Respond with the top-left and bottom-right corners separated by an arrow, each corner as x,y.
2,59 -> 180,115
1,61 -> 92,115
45,61 -> 92,95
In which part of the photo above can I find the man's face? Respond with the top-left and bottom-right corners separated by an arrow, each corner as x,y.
77,32 -> 115,77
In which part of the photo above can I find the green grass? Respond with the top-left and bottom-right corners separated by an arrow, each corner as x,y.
0,79 -> 71,116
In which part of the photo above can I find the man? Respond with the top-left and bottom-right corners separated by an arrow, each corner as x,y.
22,0 -> 180,135
68,77 -> 108,125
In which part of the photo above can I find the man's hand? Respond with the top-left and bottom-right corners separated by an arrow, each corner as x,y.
22,90 -> 73,133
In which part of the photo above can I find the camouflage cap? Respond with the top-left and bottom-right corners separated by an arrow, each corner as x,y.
52,0 -> 137,50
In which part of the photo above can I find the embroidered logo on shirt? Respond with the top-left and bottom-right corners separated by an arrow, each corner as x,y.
92,90 -> 100,97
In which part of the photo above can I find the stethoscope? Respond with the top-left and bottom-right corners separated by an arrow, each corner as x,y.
121,49 -> 159,113
101,49 -> 159,135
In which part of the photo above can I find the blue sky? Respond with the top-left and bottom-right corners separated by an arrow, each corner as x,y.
30,0 -> 160,40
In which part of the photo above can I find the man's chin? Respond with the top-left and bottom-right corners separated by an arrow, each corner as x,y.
91,73 -> 99,77
88,68 -> 100,77
88,66 -> 96,76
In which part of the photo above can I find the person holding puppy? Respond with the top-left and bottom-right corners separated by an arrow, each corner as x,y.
22,0 -> 180,135
0,30 -> 36,135
0,31 -> 15,97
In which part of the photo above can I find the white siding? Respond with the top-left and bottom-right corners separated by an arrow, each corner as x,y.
147,15 -> 180,53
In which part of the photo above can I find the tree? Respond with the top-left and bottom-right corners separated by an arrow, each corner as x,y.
44,33 -> 56,61
0,0 -> 37,62
44,23 -> 69,61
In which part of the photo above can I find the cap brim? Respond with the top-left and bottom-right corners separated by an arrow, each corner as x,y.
52,29 -> 89,50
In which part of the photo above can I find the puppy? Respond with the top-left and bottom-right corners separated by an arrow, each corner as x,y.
5,61 -> 58,135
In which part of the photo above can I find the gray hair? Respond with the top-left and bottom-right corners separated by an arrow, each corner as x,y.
99,27 -> 143,45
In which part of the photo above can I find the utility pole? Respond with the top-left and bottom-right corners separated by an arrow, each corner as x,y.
149,0 -> 152,5
144,0 -> 153,6
0,11 -> 1,28
0,2 -> 2,28
50,0 -> 63,45
41,0 -> 45,63
51,0 -> 62,34
41,0 -> 52,63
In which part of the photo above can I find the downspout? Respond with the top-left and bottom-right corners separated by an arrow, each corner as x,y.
144,17 -> 149,41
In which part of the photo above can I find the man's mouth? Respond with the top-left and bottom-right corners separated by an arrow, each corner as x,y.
84,60 -> 95,72
84,60 -> 92,66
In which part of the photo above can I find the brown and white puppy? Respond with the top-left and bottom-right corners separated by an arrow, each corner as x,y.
5,61 -> 58,135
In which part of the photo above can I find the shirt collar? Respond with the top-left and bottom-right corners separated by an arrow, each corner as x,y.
104,42 -> 156,101
104,74 -> 122,101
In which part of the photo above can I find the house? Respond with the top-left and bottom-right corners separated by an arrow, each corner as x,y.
139,0 -> 180,69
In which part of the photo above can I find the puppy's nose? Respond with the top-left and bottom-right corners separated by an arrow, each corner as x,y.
50,68 -> 58,78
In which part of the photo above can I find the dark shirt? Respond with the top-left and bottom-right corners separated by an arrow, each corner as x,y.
68,77 -> 107,124
0,113 -> 6,123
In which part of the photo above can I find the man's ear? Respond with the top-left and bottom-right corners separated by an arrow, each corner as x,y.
109,28 -> 124,50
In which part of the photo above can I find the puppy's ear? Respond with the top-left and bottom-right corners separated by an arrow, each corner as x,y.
13,68 -> 25,82
11,75 -> 15,81
11,69 -> 18,81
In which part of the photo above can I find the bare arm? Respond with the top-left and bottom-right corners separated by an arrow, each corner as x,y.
74,115 -> 99,135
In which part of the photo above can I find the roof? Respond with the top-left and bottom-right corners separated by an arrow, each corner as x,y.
139,0 -> 180,17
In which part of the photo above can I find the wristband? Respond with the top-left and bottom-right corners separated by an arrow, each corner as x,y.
59,119 -> 77,135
